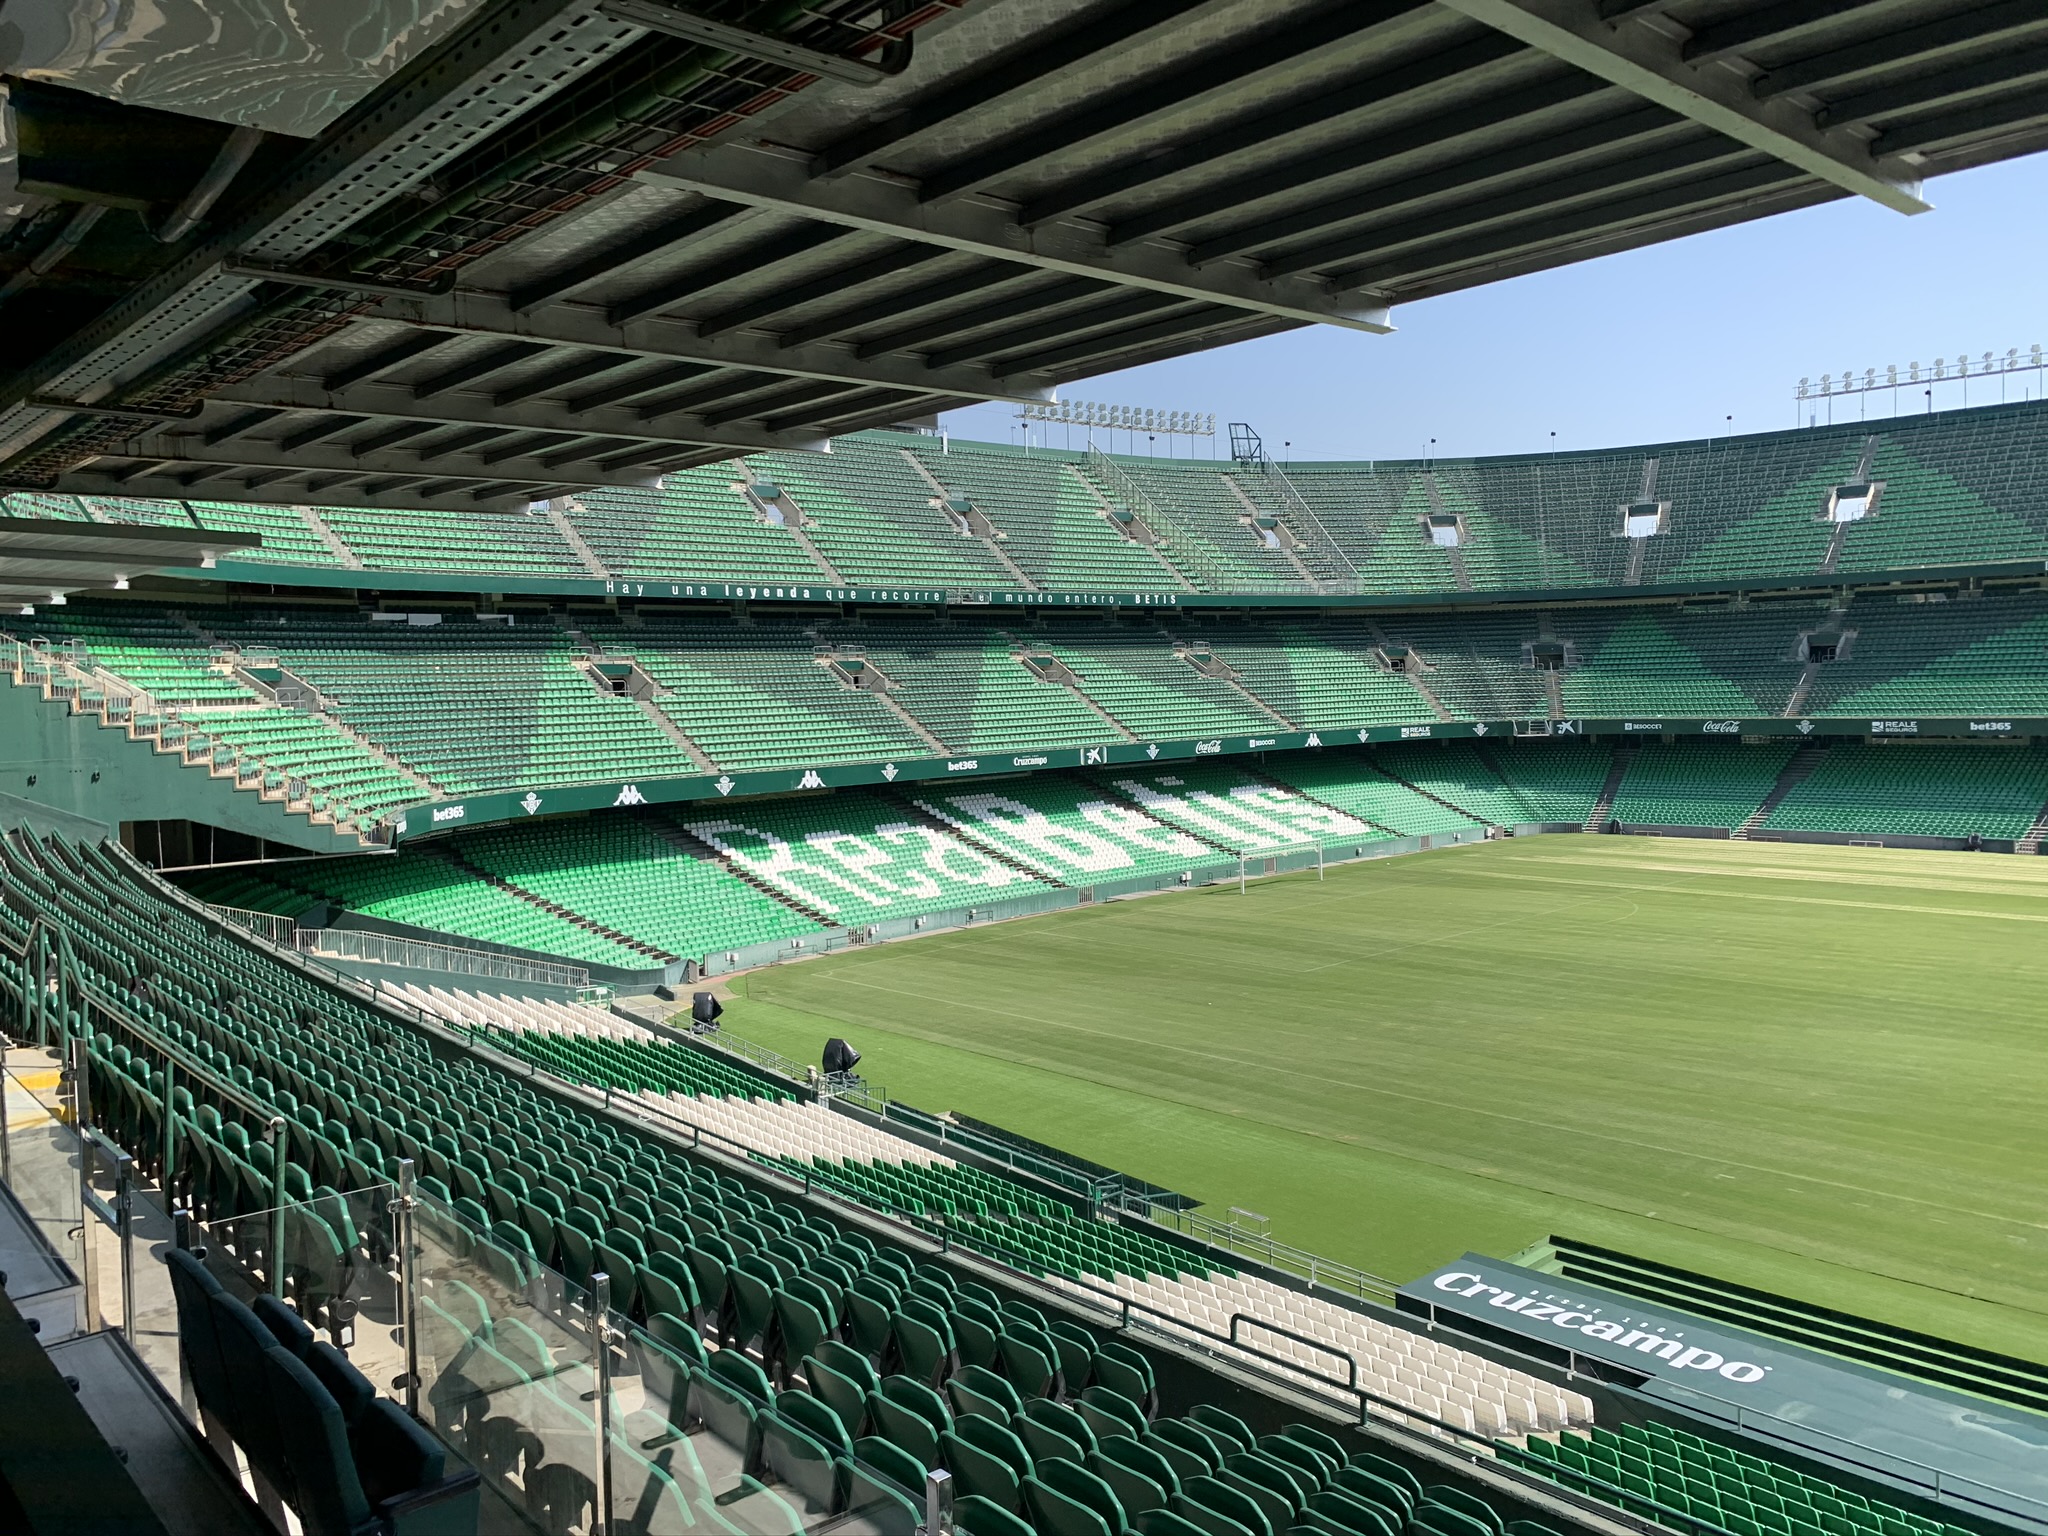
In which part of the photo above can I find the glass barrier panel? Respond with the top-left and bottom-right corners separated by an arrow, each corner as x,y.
411,1193 -> 601,1532
2,1049 -> 86,1321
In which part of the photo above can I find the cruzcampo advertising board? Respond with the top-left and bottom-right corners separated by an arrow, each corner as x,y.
1399,1256 -> 2048,1518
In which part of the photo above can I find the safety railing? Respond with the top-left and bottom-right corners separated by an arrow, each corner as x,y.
297,923 -> 593,989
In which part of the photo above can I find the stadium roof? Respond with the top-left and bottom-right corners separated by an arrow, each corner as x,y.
0,517 -> 257,609
1,0 -> 2044,513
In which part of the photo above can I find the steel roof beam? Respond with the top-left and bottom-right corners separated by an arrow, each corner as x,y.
1109,72 -> 1607,251
567,362 -> 713,412
359,286 -> 1057,401
110,430 -> 661,491
414,341 -> 554,400
1874,86 -> 2048,156
995,307 -> 1258,375
491,355 -> 634,407
914,1 -> 1424,207
1338,158 -> 1805,287
1751,1 -> 2045,101
210,373 -> 827,454
1182,101 -> 1674,266
278,415 -> 369,454
1017,33 -> 1526,230
607,225 -> 851,325
322,332 -> 455,392
634,146 -> 1396,332
854,277 -> 1102,360
56,465 -> 533,514
695,247 -> 950,338
810,0 -> 1232,179
927,293 -> 1189,371
1680,0 -> 1889,66
774,266 -> 1025,350
1433,0 -> 1929,213
1261,134 -> 1744,279
507,202 -> 756,312
1815,43 -> 2048,129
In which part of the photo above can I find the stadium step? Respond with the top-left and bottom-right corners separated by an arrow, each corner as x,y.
1622,457 -> 1658,586
1166,632 -> 1298,729
1733,741 -> 1831,839
540,496 -> 613,577
294,504 -> 364,569
1063,460 -> 1198,591
1581,743 -> 1633,832
565,629 -> 719,771
1221,474 -> 1325,593
1011,644 -> 1140,742
860,670 -> 953,755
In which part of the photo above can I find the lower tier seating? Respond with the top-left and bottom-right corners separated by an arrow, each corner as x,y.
1764,745 -> 2048,840
1609,742 -> 1796,829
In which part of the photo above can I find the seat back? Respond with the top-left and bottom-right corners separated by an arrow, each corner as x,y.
265,1346 -> 376,1536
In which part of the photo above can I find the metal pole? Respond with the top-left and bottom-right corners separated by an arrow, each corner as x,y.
266,1116 -> 288,1299
591,1270 -> 615,1536
1,1025 -> 11,1187
116,1153 -> 136,1338
71,1035 -> 97,1327
160,1058 -> 177,1199
925,1467 -> 954,1534
390,1159 -> 421,1414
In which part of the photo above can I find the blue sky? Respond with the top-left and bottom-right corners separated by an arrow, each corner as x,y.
938,153 -> 2048,464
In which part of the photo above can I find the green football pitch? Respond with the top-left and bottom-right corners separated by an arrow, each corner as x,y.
723,835 -> 2048,1363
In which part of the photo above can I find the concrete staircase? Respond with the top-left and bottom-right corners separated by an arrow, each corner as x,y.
543,497 -> 612,577
1733,743 -> 1830,840
1364,619 -> 1454,721
734,463 -> 843,583
1065,463 -> 1197,592
297,505 -> 363,569
1817,436 -> 1880,576
1421,472 -> 1472,592
1581,743 -> 1633,832
1013,648 -> 1138,741
563,627 -> 716,771
899,448 -> 1040,591
1221,477 -> 1322,593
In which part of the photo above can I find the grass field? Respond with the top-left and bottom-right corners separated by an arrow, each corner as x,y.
722,835 -> 2048,1363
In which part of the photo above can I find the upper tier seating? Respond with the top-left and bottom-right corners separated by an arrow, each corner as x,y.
567,466 -> 831,582
316,504 -> 588,576
899,441 -> 1183,591
9,400 -> 2048,595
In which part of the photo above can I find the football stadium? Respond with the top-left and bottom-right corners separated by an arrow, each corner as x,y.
3,2 -> 2048,1535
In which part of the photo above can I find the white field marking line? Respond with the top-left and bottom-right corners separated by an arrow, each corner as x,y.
1513,851 -> 2048,898
818,940 -> 2038,1231
1469,867 -> 2048,924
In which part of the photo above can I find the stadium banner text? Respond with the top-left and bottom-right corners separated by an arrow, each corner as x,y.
380,715 -> 2048,842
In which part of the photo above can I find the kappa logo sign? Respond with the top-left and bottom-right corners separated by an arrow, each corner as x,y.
1420,1266 -> 1770,1384
613,784 -> 647,806
1305,732 -> 1322,747
796,770 -> 826,790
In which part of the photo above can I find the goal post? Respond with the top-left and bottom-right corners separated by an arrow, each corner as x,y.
1229,839 -> 1325,894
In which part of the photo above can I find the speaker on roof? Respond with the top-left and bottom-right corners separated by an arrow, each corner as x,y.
823,1038 -> 861,1076
691,991 -> 722,1027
